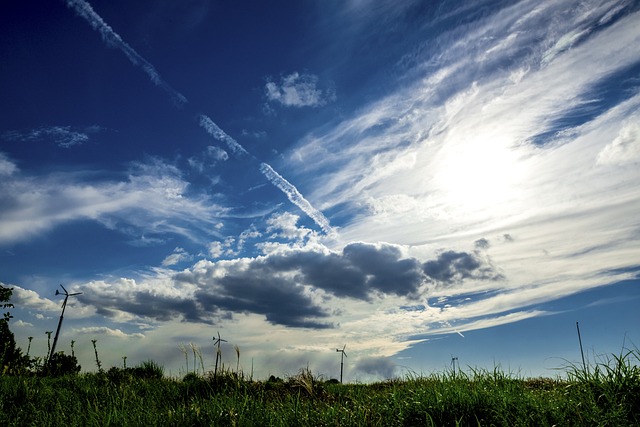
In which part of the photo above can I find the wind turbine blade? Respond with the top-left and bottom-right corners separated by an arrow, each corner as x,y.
60,284 -> 68,294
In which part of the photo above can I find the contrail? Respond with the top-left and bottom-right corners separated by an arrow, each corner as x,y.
260,163 -> 334,235
65,0 -> 188,107
65,0 -> 334,235
199,116 -> 334,234
198,115 -> 250,157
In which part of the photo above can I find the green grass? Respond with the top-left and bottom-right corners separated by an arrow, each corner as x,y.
1,350 -> 639,426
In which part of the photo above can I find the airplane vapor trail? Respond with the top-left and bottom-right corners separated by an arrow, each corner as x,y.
199,116 -> 334,234
65,0 -> 334,235
65,0 -> 188,107
198,115 -> 250,157
259,163 -> 334,235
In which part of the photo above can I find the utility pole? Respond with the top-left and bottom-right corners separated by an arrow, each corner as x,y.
576,321 -> 588,375
49,285 -> 82,363
336,344 -> 347,383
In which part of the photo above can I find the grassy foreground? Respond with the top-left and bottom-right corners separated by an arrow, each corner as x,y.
2,352 -> 639,426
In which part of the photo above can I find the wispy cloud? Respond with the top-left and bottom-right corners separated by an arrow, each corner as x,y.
2,125 -> 102,148
0,153 -> 17,176
0,157 -> 228,244
64,1 -> 333,237
161,247 -> 193,267
284,0 -> 640,329
265,72 -> 335,108
65,0 -> 188,107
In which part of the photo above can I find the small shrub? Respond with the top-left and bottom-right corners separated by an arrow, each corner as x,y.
133,360 -> 164,379
44,352 -> 81,377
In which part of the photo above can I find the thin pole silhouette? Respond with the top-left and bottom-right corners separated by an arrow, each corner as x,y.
576,321 -> 588,375
336,344 -> 347,383
213,331 -> 227,379
49,284 -> 81,363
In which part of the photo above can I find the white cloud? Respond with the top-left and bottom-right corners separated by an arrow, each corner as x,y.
0,152 -> 17,176
11,285 -> 60,313
0,157 -> 229,244
265,72 -> 335,108
1,125 -> 104,148
596,118 -> 640,166
13,319 -> 34,328
161,247 -> 193,267
282,0 -> 640,336
72,326 -> 145,339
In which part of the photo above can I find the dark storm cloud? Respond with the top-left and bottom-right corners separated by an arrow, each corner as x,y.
78,243 -> 502,328
196,275 -> 332,329
422,250 -> 503,287
343,243 -> 424,296
79,291 -> 205,323
474,238 -> 490,249
264,242 -> 424,299
264,250 -> 368,299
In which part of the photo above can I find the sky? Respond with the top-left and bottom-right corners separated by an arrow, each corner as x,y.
1,0 -> 639,382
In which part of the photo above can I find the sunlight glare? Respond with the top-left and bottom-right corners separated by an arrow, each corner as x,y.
433,132 -> 527,216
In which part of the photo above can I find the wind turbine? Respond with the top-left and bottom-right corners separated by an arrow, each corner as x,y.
451,356 -> 459,376
213,331 -> 227,379
49,284 -> 82,363
336,344 -> 347,384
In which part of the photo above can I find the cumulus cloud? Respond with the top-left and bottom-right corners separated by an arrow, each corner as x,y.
10,285 -> 60,313
596,119 -> 640,166
423,251 -> 503,287
265,72 -> 335,108
72,326 -> 145,339
474,238 -> 490,250
75,241 -> 503,329
13,320 -> 34,328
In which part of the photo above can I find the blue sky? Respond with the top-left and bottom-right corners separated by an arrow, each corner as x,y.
1,0 -> 639,381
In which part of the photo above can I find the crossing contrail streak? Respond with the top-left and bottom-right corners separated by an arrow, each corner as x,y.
65,0 -> 188,107
65,0 -> 334,235
198,115 -> 250,157
260,163 -> 334,235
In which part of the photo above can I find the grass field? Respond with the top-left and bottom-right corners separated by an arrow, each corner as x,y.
1,349 -> 639,426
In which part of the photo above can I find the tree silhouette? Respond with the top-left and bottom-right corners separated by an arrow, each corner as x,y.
0,285 -> 27,374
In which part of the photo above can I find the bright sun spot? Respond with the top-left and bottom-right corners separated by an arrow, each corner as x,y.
433,132 -> 527,216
